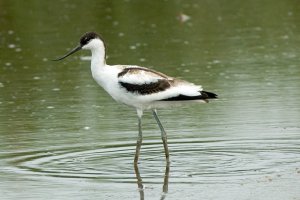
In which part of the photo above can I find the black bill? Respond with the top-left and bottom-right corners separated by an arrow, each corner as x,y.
52,45 -> 82,61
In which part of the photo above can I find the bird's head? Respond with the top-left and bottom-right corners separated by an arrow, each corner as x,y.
53,32 -> 105,61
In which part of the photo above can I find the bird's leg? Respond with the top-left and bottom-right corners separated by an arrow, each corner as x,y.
160,161 -> 170,200
152,109 -> 170,163
134,109 -> 143,164
134,163 -> 144,200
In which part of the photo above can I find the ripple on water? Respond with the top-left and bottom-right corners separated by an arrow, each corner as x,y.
2,137 -> 300,184
170,138 -> 300,183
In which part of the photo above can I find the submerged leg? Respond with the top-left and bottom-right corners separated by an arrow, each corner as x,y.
152,109 -> 170,163
160,161 -> 170,200
134,163 -> 144,200
134,109 -> 143,164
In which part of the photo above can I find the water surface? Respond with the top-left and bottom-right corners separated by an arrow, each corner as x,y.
0,0 -> 300,199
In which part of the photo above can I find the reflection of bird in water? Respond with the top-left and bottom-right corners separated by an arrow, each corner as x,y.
53,32 -> 217,164
134,162 -> 170,200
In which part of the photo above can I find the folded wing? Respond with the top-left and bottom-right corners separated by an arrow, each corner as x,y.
117,66 -> 217,102
118,67 -> 172,95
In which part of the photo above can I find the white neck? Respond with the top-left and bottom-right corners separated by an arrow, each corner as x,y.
91,46 -> 106,68
83,39 -> 106,69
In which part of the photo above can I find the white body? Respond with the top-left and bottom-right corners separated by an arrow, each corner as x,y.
84,38 -> 206,111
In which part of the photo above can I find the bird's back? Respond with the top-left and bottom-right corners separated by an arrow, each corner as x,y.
91,64 -> 217,110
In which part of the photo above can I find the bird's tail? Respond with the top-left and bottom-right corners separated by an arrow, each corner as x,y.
200,91 -> 218,99
159,90 -> 218,101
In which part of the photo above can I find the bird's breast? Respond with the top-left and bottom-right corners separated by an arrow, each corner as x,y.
91,66 -> 127,101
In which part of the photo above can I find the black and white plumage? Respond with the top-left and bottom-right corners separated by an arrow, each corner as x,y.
117,66 -> 217,102
53,32 -> 217,164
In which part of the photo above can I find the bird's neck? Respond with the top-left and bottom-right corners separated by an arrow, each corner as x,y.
91,45 -> 106,69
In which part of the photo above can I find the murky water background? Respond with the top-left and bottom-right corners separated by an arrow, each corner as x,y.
1,0 -> 300,199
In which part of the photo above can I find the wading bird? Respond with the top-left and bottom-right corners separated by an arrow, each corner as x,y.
53,32 -> 217,164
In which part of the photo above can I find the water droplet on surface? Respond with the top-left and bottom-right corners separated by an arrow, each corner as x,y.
113,21 -> 119,26
33,76 -> 41,80
178,12 -> 191,23
8,44 -> 16,49
212,60 -> 221,64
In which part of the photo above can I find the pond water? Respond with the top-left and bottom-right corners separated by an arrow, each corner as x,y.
0,0 -> 300,200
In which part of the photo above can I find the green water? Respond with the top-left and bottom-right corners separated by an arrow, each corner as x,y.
1,0 -> 300,200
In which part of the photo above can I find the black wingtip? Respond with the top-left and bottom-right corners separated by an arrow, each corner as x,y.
200,91 -> 218,99
159,91 -> 218,102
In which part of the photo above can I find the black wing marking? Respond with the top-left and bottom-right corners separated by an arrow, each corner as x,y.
159,91 -> 218,101
118,66 -> 171,95
119,80 -> 171,95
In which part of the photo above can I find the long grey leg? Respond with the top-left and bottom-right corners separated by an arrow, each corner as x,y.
152,109 -> 170,162
134,109 -> 143,164
134,163 -> 144,200
160,161 -> 170,200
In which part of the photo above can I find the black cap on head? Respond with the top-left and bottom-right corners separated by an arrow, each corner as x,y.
80,32 -> 100,46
